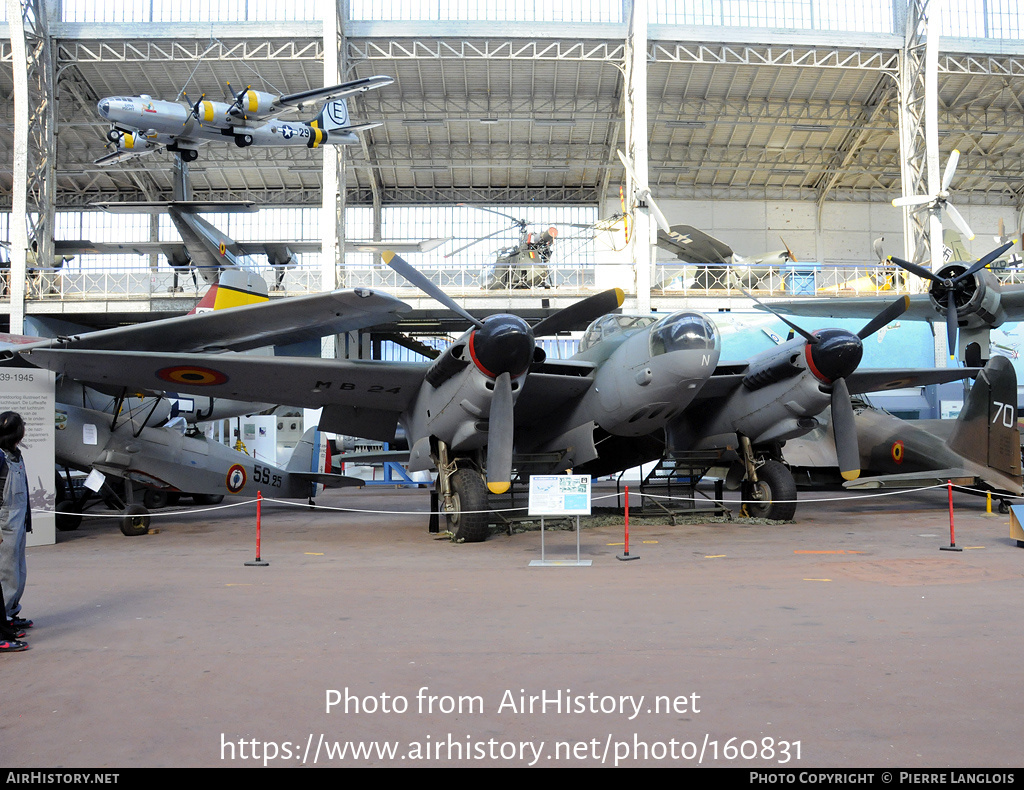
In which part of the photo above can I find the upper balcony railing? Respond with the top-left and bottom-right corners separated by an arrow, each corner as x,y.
9,261 -> 1022,305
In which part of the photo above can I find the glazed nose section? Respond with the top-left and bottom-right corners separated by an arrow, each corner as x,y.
98,100 -> 110,118
807,328 -> 863,383
469,315 -> 535,378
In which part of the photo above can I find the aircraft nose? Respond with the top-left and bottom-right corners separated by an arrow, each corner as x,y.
806,328 -> 863,383
98,100 -> 110,117
469,315 -> 535,378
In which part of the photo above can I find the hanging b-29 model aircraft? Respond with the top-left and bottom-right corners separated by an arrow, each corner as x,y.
94,75 -> 393,165
9,252 -> 982,542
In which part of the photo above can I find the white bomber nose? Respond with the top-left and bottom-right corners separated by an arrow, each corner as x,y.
98,99 -> 110,118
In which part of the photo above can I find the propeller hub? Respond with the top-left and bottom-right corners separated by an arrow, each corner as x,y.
805,328 -> 863,384
468,314 -> 535,379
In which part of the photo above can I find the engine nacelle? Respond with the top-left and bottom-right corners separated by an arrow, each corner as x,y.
236,90 -> 279,116
194,100 -> 232,124
115,132 -> 152,153
930,264 -> 1006,330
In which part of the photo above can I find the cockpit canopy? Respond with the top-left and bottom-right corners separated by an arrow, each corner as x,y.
648,311 -> 719,356
578,314 -> 657,353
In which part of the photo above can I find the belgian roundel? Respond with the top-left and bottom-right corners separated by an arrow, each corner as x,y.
891,440 -> 904,464
226,464 -> 247,494
157,365 -> 229,386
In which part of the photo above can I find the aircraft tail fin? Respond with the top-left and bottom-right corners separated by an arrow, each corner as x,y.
943,228 -> 973,264
947,356 -> 1022,480
285,427 -> 363,495
312,99 -> 351,131
187,269 -> 270,316
286,427 -> 332,476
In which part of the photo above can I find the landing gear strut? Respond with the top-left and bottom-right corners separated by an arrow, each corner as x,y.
437,441 -> 491,542
738,435 -> 797,521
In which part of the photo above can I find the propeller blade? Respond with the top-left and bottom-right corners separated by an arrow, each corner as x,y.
946,288 -> 958,358
945,202 -> 975,241
646,193 -> 672,234
740,287 -> 818,344
857,295 -> 909,339
830,377 -> 860,481
617,150 -> 671,233
381,250 -> 484,329
887,255 -> 941,283
892,194 -> 934,208
531,288 -> 625,338
781,236 -> 798,263
873,236 -> 885,264
617,149 -> 641,186
941,149 -> 960,193
486,372 -> 514,495
952,240 -> 1015,284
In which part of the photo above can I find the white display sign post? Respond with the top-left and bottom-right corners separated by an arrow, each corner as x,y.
527,474 -> 592,567
0,368 -> 56,546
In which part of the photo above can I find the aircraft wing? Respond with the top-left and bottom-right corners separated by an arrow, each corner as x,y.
19,349 -> 427,416
843,469 -> 976,489
657,225 -> 734,264
846,368 -> 980,393
755,295 -> 939,321
93,201 -> 259,214
515,361 -> 597,420
277,75 -> 394,109
54,240 -> 187,259
21,289 -> 410,354
93,148 -> 157,167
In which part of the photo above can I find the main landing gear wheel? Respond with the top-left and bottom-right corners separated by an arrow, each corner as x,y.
143,489 -> 170,509
235,134 -> 254,148
120,504 -> 151,537
192,494 -> 224,506
182,149 -> 199,162
445,468 -> 490,543
55,501 -> 82,532
106,128 -> 121,142
741,460 -> 797,521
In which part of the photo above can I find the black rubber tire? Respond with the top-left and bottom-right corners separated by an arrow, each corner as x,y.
143,489 -> 170,509
192,494 -> 224,506
445,468 -> 490,543
120,504 -> 151,537
55,501 -> 82,532
107,128 -> 121,142
741,459 -> 797,521
184,149 -> 198,162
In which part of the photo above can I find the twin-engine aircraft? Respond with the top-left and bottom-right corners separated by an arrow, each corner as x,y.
94,75 -> 393,165
10,253 -> 980,541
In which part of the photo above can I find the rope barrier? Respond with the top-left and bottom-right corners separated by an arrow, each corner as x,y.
35,480 -> 1019,520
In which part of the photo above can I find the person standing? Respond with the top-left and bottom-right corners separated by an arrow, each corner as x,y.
0,412 -> 32,633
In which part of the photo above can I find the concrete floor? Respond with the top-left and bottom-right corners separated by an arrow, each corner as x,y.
2,483 -> 1022,768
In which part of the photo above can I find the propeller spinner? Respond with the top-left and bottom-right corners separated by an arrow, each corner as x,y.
888,241 -> 1013,357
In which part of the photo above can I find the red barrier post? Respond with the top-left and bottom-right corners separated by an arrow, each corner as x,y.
617,484 -> 639,561
245,490 -> 270,566
940,479 -> 962,552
